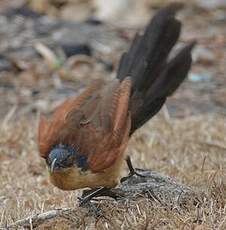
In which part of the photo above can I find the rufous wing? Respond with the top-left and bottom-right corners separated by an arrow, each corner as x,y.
38,79 -> 105,158
80,78 -> 132,172
62,78 -> 132,172
38,78 -> 132,173
38,114 -> 50,158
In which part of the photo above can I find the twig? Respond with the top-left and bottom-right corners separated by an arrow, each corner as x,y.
6,169 -> 202,229
201,141 -> 226,151
8,208 -> 72,229
1,105 -> 17,129
34,43 -> 61,69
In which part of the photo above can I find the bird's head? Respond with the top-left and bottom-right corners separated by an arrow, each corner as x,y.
46,144 -> 87,173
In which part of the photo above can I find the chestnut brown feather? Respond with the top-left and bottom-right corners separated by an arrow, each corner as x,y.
38,3 -> 195,190
38,78 -> 131,173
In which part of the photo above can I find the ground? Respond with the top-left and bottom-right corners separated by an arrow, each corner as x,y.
0,0 -> 226,229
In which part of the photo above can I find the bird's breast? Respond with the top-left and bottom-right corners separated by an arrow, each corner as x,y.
49,162 -> 122,190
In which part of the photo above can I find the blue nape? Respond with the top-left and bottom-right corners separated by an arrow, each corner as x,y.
75,154 -> 88,170
49,144 -> 88,170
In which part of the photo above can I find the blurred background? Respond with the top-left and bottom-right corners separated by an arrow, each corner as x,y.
1,0 -> 226,229
0,0 -> 226,119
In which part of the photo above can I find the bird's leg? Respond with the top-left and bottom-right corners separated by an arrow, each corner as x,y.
79,187 -> 111,206
79,187 -> 120,217
120,156 -> 147,183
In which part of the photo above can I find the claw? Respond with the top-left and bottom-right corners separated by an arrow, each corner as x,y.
121,156 -> 147,183
78,187 -> 108,206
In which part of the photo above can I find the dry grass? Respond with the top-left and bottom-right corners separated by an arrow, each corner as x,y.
1,112 -> 226,229
0,0 -> 226,229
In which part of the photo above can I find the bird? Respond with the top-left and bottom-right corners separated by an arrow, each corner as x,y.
38,3 -> 196,203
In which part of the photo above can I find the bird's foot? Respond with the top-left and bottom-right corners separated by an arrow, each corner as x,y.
78,197 -> 102,217
120,156 -> 147,183
78,187 -> 107,206
78,187 -> 108,217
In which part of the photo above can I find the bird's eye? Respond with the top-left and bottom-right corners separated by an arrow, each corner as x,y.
62,153 -> 74,167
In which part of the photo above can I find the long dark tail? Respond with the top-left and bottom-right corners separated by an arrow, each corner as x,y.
116,3 -> 196,135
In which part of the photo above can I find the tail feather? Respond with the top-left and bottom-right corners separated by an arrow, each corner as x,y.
117,3 -> 183,90
146,41 -> 196,99
115,3 -> 196,135
130,98 -> 166,133
130,42 -> 196,133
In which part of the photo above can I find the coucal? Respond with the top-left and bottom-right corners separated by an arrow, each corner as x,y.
38,3 -> 195,202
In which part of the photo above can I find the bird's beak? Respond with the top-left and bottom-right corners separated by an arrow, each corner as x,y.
50,158 -> 57,173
